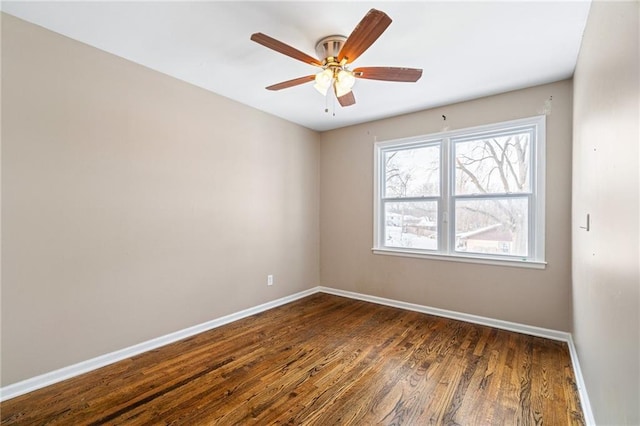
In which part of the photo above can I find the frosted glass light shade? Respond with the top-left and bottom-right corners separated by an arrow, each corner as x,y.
314,69 -> 333,96
337,70 -> 356,88
335,70 -> 356,97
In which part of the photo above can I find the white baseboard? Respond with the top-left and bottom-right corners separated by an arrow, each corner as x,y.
0,285 -> 595,426
318,286 -> 595,425
318,286 -> 571,341
566,334 -> 596,425
0,287 -> 317,402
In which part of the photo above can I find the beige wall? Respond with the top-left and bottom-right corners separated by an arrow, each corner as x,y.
320,80 -> 573,331
1,14 -> 320,386
572,1 -> 639,424
8,9 -> 637,418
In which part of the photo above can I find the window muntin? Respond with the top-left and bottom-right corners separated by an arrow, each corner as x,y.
374,116 -> 545,266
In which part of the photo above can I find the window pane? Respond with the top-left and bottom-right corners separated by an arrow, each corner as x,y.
454,131 -> 531,195
455,198 -> 528,257
384,145 -> 440,198
384,201 -> 438,250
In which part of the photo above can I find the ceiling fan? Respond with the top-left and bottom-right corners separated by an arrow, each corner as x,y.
250,9 -> 423,107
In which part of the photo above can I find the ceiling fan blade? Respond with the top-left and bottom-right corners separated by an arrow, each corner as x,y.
338,9 -> 392,64
266,75 -> 315,91
337,90 -> 356,107
353,67 -> 423,82
251,33 -> 322,66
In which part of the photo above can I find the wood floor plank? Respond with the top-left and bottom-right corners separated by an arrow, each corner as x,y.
1,293 -> 585,425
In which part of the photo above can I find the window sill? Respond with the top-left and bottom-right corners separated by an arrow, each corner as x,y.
371,248 -> 547,270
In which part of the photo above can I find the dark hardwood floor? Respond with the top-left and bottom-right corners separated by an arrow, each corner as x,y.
1,293 -> 584,425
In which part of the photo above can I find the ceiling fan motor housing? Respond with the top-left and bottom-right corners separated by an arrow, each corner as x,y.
315,35 -> 347,62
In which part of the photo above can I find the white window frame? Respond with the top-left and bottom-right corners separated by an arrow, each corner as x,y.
373,115 -> 546,269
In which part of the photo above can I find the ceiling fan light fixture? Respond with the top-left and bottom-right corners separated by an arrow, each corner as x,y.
314,69 -> 333,95
251,9 -> 423,108
314,82 -> 330,96
334,81 -> 352,98
335,69 -> 356,97
337,69 -> 356,88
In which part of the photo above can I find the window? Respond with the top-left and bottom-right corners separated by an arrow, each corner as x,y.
373,115 -> 545,268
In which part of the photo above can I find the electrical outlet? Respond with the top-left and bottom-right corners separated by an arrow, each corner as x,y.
267,275 -> 274,286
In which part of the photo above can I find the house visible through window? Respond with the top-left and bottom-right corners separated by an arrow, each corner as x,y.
373,115 -> 546,267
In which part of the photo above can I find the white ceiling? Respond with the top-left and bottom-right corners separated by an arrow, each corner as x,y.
2,1 -> 591,131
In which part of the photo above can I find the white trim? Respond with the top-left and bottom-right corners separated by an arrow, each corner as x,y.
0,285 -> 594,426
372,248 -> 547,270
566,334 -> 596,426
318,286 -> 594,424
373,115 -> 547,264
372,141 -> 382,248
318,286 -> 568,340
533,115 -> 546,262
0,288 -> 317,402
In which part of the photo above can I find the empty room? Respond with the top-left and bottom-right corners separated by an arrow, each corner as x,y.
1,1 -> 638,425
